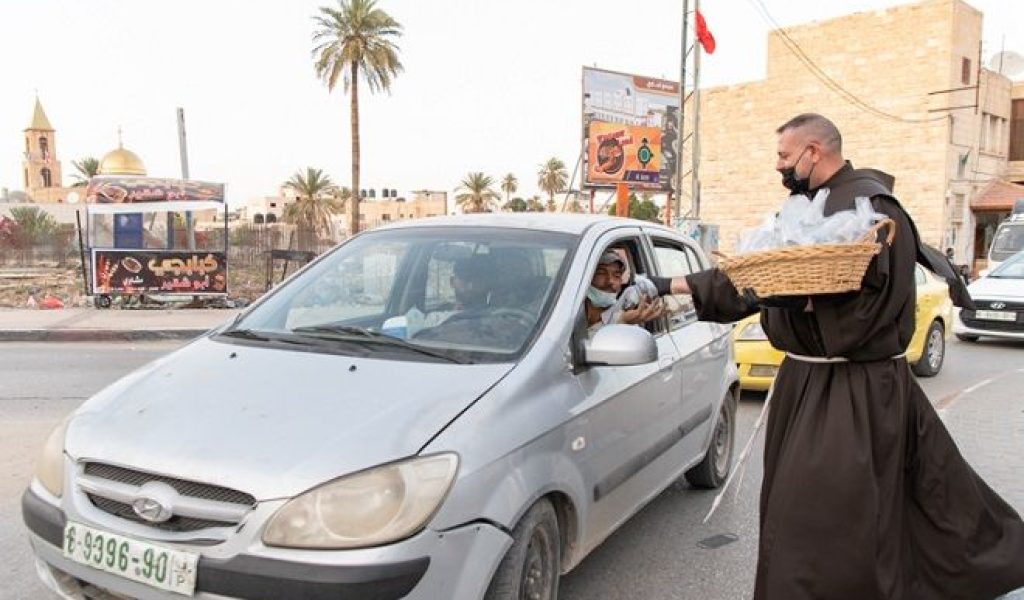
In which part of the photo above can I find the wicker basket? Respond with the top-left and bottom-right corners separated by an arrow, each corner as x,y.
716,218 -> 897,297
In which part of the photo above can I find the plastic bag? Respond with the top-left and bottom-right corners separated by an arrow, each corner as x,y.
602,274 -> 660,324
736,192 -> 886,254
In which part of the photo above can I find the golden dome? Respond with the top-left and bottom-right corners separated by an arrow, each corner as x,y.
98,145 -> 146,176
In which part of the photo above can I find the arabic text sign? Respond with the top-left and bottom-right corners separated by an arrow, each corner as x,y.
85,177 -> 225,204
582,66 -> 680,190
92,250 -> 227,294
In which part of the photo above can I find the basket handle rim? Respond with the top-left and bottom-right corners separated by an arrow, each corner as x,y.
860,217 -> 897,245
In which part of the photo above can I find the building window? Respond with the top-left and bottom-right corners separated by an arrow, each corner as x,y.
39,136 -> 49,159
1011,99 -> 1024,161
270,202 -> 277,208
382,214 -> 391,221
24,169 -> 28,188
41,167 -> 52,187
961,57 -> 971,85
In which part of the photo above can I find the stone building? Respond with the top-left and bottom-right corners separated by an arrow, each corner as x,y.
689,0 -> 1023,272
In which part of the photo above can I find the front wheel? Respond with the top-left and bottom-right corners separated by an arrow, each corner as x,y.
484,499 -> 560,600
912,321 -> 945,377
685,393 -> 736,488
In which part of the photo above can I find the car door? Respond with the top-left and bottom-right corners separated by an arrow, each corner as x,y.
570,230 -> 685,555
646,231 -> 733,463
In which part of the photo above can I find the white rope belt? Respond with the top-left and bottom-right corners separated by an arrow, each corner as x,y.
702,350 -> 907,523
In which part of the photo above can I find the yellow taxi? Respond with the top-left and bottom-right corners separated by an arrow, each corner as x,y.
733,264 -> 955,390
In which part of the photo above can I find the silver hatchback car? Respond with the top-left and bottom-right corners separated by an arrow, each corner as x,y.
23,214 -> 738,600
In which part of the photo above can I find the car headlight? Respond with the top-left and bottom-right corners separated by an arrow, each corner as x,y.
36,418 -> 69,498
736,321 -> 768,341
263,453 -> 459,549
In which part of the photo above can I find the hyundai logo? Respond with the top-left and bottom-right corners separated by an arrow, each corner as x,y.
990,302 -> 1007,310
130,481 -> 178,523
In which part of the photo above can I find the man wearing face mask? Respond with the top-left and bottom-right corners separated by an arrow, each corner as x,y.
660,113 -> 1023,600
584,250 -> 663,333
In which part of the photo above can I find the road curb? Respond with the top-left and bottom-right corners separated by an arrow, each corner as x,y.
0,329 -> 211,342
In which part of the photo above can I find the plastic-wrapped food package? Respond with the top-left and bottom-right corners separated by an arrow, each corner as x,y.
602,274 -> 660,325
736,193 -> 886,253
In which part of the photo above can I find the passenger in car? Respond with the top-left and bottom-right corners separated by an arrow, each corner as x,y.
585,250 -> 664,333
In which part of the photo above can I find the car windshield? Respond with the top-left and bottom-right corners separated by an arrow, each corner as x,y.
988,250 -> 1024,279
224,226 -> 576,363
990,222 -> 1024,262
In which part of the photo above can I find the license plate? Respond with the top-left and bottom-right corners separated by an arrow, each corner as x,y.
975,309 -> 1017,322
748,365 -> 778,377
62,521 -> 198,596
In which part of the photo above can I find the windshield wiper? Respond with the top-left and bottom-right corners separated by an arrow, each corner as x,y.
291,325 -> 469,364
220,328 -> 274,341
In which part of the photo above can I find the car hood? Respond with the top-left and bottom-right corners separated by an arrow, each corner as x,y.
967,276 -> 1024,300
66,337 -> 512,500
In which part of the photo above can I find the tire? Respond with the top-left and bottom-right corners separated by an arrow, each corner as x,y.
484,499 -> 560,600
955,333 -> 979,343
685,393 -> 736,489
912,321 -> 945,377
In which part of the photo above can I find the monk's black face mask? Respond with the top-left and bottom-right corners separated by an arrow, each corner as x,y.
780,146 -> 814,194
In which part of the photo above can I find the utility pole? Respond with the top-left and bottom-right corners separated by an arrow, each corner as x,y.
177,107 -> 196,250
674,0 -> 689,224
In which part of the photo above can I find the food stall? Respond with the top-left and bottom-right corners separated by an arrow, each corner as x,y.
82,176 -> 228,308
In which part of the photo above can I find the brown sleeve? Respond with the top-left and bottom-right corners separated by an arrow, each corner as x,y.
684,268 -> 760,323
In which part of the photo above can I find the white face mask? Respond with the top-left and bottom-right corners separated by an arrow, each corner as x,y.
587,286 -> 618,308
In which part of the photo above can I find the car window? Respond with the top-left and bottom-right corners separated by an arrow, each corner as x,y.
915,265 -> 927,286
230,227 -> 576,362
651,237 -> 699,330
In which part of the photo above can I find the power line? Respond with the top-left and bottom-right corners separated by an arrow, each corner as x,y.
744,0 -> 947,124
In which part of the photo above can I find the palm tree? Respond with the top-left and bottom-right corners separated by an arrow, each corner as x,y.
504,197 -> 527,212
282,168 -> 343,247
71,157 -> 100,187
526,195 -> 545,212
500,173 -> 518,206
455,172 -> 500,213
537,158 -> 568,211
8,206 -> 58,246
312,0 -> 403,237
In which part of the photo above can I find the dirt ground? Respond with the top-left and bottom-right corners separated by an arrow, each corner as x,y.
0,263 -> 269,308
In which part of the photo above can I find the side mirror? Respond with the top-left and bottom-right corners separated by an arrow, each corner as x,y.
584,324 -> 658,366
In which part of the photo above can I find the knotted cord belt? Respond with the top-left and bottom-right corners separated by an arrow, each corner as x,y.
702,350 -> 907,523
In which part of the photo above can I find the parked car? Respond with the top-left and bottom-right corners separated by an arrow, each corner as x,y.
733,263 -> 954,391
22,214 -> 738,600
954,248 -> 1024,342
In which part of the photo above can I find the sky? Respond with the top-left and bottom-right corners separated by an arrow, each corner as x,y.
2,0 -> 1022,207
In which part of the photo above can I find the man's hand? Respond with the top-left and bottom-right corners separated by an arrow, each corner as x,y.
619,296 -> 665,325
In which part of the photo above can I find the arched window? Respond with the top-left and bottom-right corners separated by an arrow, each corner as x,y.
41,168 -> 52,188
253,213 -> 264,224
39,136 -> 49,158
265,213 -> 278,223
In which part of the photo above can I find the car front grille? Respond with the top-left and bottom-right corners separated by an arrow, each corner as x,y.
81,462 -> 255,532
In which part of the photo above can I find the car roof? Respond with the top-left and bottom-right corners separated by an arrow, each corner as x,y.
377,213 -> 676,237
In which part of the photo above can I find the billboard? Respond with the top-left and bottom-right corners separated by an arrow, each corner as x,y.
586,123 -> 662,187
92,249 -> 227,294
85,176 -> 225,204
582,66 -> 680,191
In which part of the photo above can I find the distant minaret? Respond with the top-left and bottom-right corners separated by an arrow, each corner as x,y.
23,96 -> 63,199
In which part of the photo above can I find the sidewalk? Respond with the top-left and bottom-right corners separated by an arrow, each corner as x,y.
0,307 -> 241,342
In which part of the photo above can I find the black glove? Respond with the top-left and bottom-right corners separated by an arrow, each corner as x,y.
742,288 -> 808,310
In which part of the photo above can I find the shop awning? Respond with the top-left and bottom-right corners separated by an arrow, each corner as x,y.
971,179 -> 1024,211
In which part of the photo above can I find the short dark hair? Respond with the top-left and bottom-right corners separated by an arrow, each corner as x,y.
776,113 -> 843,155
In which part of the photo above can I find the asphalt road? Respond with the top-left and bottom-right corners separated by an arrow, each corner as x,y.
1,338 -> 1021,600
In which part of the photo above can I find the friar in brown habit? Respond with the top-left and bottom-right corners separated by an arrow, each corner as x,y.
660,114 -> 1024,599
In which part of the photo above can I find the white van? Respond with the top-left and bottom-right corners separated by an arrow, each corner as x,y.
986,200 -> 1024,273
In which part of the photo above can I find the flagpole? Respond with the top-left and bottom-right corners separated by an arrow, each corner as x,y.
674,0 -> 689,225
692,0 -> 702,220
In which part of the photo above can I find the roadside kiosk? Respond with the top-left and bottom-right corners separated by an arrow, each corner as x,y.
81,176 -> 228,308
